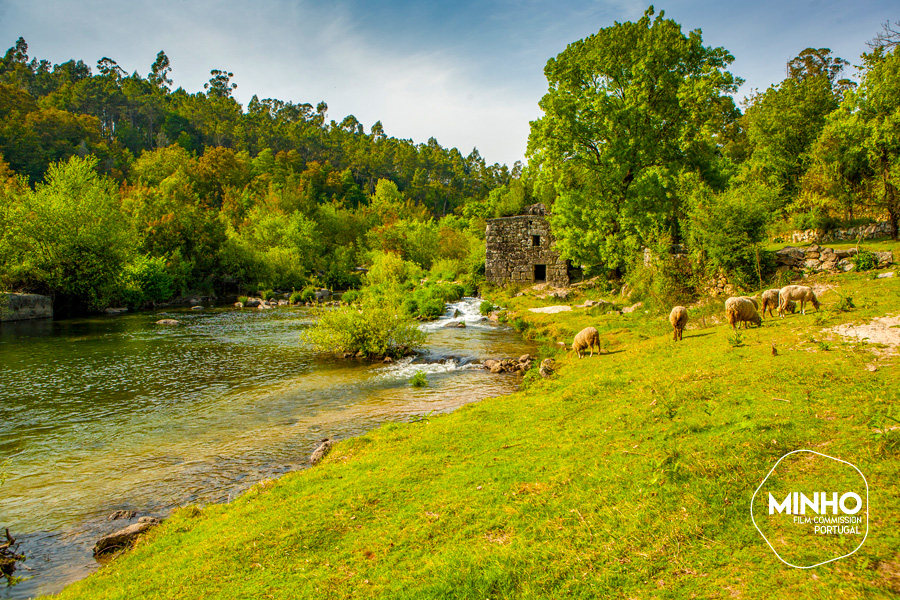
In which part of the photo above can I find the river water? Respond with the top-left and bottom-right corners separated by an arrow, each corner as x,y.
0,298 -> 534,598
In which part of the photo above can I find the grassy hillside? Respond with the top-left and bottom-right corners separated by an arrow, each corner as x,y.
51,264 -> 900,599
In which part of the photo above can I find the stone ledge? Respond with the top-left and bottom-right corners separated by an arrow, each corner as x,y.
1,293 -> 53,322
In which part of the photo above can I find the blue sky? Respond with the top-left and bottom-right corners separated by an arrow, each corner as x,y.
0,0 -> 894,166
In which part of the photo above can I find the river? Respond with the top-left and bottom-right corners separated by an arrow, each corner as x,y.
0,298 -> 534,598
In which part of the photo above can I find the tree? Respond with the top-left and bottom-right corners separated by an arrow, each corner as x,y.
743,48 -> 850,206
786,47 -> 854,98
808,47 -> 900,238
867,20 -> 900,51
204,69 -> 237,98
148,51 -> 173,91
526,6 -> 741,271
6,155 -> 134,310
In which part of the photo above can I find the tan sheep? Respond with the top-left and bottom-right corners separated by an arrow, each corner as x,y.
761,289 -> 781,317
572,326 -> 600,358
725,296 -> 762,330
741,295 -> 760,310
669,306 -> 688,341
778,285 -> 820,317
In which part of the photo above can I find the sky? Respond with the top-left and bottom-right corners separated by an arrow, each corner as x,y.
0,0 -> 895,167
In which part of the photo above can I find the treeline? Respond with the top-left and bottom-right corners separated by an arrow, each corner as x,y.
527,9 -> 900,300
0,38 -> 530,313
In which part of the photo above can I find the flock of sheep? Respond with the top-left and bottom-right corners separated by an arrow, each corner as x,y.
672,284 -> 819,341
570,285 -> 822,357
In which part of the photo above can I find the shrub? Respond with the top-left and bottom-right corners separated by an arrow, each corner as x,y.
429,258 -> 465,281
303,296 -> 426,358
791,211 -> 840,232
238,295 -> 249,305
480,300 -> 495,315
300,285 -> 318,303
410,371 -> 427,387
686,180 -> 774,291
121,254 -> 174,306
854,251 -> 878,272
288,290 -> 303,304
341,290 -> 360,305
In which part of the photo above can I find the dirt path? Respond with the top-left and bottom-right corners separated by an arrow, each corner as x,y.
828,314 -> 900,354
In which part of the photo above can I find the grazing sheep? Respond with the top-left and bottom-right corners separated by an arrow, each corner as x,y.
778,285 -> 820,317
572,326 -> 600,358
741,295 -> 760,310
761,289 -> 781,318
669,306 -> 688,341
725,296 -> 762,330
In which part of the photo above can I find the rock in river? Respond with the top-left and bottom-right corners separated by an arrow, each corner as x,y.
93,517 -> 161,557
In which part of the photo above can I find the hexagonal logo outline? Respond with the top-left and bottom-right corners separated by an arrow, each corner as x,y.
750,449 -> 869,569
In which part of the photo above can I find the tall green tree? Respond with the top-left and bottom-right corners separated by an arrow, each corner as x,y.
5,155 -> 134,309
805,46 -> 900,238
527,6 -> 741,271
743,48 -> 850,206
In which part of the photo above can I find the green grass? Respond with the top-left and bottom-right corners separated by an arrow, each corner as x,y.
50,271 -> 900,599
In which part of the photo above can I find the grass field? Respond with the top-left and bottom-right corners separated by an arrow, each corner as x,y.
50,261 -> 900,599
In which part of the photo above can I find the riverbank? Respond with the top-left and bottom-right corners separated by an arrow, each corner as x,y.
0,299 -> 534,598
49,268 -> 900,598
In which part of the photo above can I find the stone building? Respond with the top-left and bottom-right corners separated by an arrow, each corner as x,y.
485,203 -> 569,287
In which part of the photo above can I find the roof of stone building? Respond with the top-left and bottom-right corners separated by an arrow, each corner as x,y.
486,203 -> 548,222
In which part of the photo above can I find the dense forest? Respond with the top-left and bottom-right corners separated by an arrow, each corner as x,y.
0,9 -> 898,315
0,37 -> 529,313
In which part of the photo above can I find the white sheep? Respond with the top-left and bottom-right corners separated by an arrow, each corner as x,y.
572,326 -> 600,358
669,306 -> 688,341
778,285 -> 820,317
725,296 -> 762,330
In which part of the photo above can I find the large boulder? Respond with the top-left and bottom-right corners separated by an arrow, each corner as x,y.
0,293 -> 53,322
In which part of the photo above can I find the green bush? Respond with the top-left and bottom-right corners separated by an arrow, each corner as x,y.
479,300 -> 494,315
288,290 -> 303,304
410,371 -> 428,387
397,281 -> 465,320
238,295 -> 249,305
686,180 -> 774,292
121,254 -> 174,306
300,285 -> 317,303
303,296 -> 426,358
854,251 -> 878,272
340,290 -> 360,305
791,211 -> 840,232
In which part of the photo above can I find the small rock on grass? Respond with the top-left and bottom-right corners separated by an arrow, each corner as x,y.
310,439 -> 335,465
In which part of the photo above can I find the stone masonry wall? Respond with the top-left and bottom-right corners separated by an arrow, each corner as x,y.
775,221 -> 893,245
485,211 -> 568,287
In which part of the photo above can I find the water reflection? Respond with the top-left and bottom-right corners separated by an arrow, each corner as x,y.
0,299 -> 533,598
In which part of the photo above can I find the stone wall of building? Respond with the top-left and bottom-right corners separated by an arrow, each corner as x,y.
485,205 -> 569,287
